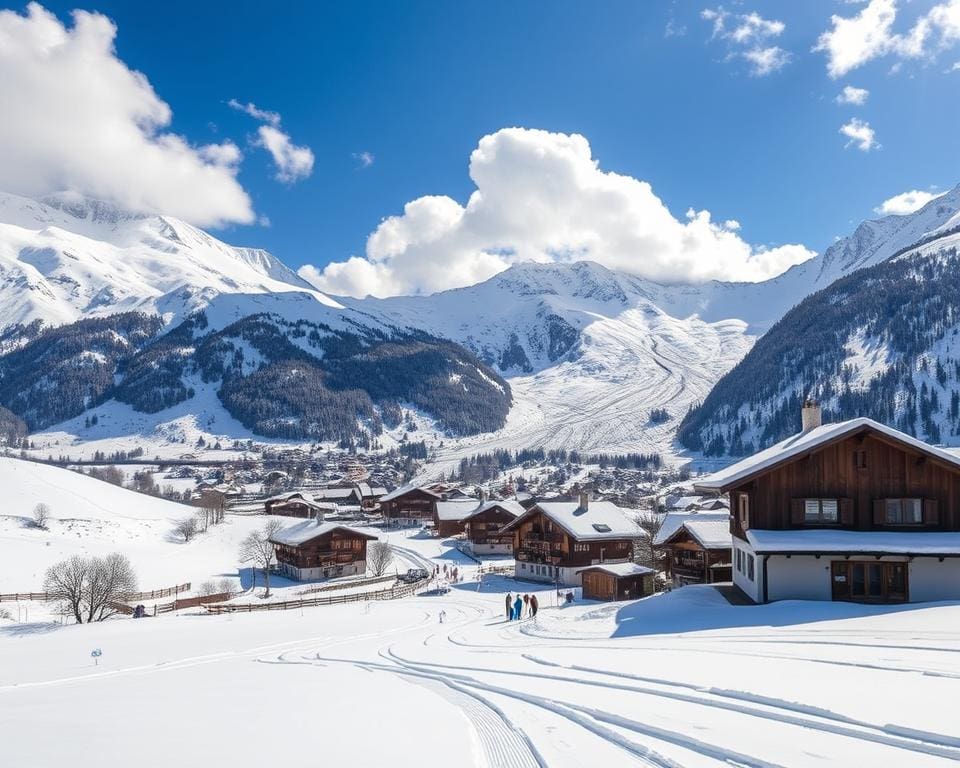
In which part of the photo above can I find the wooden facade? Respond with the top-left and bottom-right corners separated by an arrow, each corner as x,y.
660,528 -> 732,585
727,430 -> 959,541
579,567 -> 654,601
465,505 -> 518,550
510,509 -> 633,570
380,487 -> 439,524
273,526 -> 377,581
265,493 -> 320,518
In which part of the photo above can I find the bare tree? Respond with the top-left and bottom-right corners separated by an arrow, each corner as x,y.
174,517 -> 198,542
32,502 -> 50,530
197,580 -> 218,596
634,511 -> 665,572
367,540 -> 394,576
43,553 -> 137,623
239,520 -> 283,597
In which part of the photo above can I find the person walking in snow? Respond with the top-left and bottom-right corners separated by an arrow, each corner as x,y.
523,593 -> 530,617
513,595 -> 523,621
530,594 -> 539,617
505,592 -> 512,619
439,609 -> 446,624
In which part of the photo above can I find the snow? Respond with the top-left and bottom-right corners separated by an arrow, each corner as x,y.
3,572 -> 960,767
380,483 -> 441,503
462,499 -> 525,521
695,416 -> 960,491
435,499 -> 481,521
654,511 -> 732,549
576,562 -> 655,577
506,500 -> 639,540
269,520 -> 377,546
747,528 -> 960,554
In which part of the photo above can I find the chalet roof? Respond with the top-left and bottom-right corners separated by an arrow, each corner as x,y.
315,487 -> 360,501
576,562 -> 655,578
380,484 -> 441,503
653,511 -> 731,548
435,499 -> 482,521
462,499 -> 525,522
746,529 -> 960,555
272,498 -> 335,512
503,500 -> 639,541
265,490 -> 311,503
694,417 -> 960,493
270,521 -> 378,546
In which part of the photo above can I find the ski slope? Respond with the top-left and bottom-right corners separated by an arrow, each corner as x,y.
2,540 -> 958,768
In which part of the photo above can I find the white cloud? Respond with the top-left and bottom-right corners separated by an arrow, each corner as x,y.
0,3 -> 254,227
664,18 -> 687,38
815,0 -> 960,78
701,6 -> 791,76
353,151 -> 375,168
298,128 -> 815,298
836,85 -> 870,105
256,125 -> 315,183
227,99 -> 281,127
840,118 -> 878,151
874,189 -> 941,215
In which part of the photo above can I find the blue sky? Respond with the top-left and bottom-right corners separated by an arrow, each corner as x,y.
6,1 -> 960,296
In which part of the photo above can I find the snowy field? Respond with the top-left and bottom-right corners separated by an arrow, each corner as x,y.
3,531 -> 960,766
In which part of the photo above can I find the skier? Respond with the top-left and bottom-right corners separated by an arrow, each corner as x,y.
513,594 -> 523,621
530,594 -> 539,617
505,592 -> 512,620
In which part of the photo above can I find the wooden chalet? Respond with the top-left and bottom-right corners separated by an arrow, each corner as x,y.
653,512 -> 732,586
500,490 -> 639,587
463,499 -> 525,555
270,520 -> 378,581
695,401 -> 960,604
379,484 -> 442,526
264,492 -> 331,518
577,563 -> 655,601
434,498 -> 482,537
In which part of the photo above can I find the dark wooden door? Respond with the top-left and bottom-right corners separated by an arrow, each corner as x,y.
831,561 -> 908,603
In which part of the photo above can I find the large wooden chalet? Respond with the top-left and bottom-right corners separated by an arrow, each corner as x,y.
653,511 -> 732,586
264,492 -> 332,519
379,484 -> 442,526
434,499 -> 481,537
463,499 -> 525,555
695,401 -> 960,604
500,491 -> 639,586
270,520 -> 378,581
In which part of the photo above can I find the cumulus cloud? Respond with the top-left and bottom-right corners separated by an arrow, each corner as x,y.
840,118 -> 878,151
815,0 -> 960,78
701,7 -> 791,76
0,3 -> 254,227
256,126 -> 314,183
836,85 -> 870,105
298,128 -> 815,298
874,189 -> 941,215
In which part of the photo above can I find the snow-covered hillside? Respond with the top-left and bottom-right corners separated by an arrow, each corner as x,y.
0,457 -> 264,589
0,191 -> 341,330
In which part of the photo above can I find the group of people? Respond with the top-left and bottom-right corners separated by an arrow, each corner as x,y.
505,591 -> 538,620
438,564 -> 461,582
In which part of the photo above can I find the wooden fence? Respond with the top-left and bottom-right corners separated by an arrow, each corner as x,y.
297,574 -> 396,595
0,581 -> 191,603
204,577 -> 432,614
111,591 -> 234,616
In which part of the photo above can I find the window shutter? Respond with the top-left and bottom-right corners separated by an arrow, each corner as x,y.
839,498 -> 853,526
872,499 -> 885,526
923,499 -> 939,526
790,499 -> 804,525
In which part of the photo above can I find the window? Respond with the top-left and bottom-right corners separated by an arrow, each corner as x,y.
884,498 -> 922,525
854,449 -> 867,470
735,548 -> 743,573
804,498 -> 839,524
746,554 -> 755,581
738,493 -> 750,529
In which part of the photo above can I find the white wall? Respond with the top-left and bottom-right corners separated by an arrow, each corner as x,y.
909,558 -> 960,602
732,538 -> 763,603
766,556 -> 832,602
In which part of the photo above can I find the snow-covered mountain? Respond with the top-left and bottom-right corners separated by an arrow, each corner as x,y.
3,185 -> 960,459
0,191 -> 341,331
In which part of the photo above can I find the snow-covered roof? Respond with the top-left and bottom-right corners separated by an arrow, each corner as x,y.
315,487 -> 359,500
435,499 -> 481,521
265,490 -> 312,503
270,520 -> 377,546
272,498 -> 333,512
379,483 -> 441,503
505,501 -> 639,541
747,529 -> 960,555
576,562 -> 655,577
694,417 -> 960,492
681,519 -> 732,549
667,495 -> 703,510
653,510 -> 729,547
462,499 -> 525,522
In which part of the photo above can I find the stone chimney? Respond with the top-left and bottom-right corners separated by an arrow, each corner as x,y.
578,486 -> 590,511
801,399 -> 822,432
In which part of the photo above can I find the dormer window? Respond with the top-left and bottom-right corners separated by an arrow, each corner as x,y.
738,493 -> 750,529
